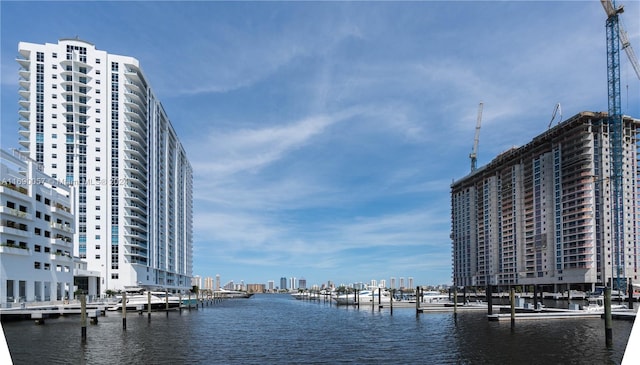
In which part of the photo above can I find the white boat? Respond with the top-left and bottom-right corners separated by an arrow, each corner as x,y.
422,291 -> 450,304
149,291 -> 196,307
584,295 -> 627,312
291,292 -> 309,300
213,289 -> 254,299
107,293 -> 173,311
334,289 -> 392,305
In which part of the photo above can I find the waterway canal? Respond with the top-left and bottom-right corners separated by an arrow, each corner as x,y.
2,294 -> 634,364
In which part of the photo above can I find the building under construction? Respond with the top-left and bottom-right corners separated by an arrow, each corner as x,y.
451,111 -> 640,292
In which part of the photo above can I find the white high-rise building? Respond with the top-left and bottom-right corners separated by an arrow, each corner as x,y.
16,39 -> 193,293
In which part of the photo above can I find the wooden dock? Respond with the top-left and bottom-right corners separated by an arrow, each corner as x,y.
488,309 -> 637,322
0,304 -> 107,323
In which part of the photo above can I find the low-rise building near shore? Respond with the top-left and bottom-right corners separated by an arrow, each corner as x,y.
0,149 -> 99,306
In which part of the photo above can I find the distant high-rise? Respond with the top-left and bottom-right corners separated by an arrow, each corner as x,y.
16,39 -> 193,293
204,276 -> 214,291
298,278 -> 306,290
280,277 -> 287,290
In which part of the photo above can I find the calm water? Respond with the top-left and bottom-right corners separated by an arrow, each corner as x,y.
2,294 -> 634,364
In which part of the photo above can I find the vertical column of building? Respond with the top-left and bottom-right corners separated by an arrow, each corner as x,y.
17,48 -> 31,155
35,51 -> 45,164
110,60 -> 120,286
167,129 -> 176,286
630,120 -> 640,279
552,146 -> 563,275
622,118 -> 639,284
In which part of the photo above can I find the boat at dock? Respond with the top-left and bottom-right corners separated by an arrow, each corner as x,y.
422,291 -> 451,305
107,293 -> 176,311
334,289 -> 392,305
213,289 -> 254,299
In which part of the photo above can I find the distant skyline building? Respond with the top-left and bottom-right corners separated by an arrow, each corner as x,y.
267,280 -> 274,291
407,277 -> 414,289
298,278 -> 306,290
390,277 -> 396,289
451,112 -> 640,292
289,277 -> 296,290
191,275 -> 201,289
215,274 -> 220,290
204,276 -> 213,291
280,277 -> 287,290
15,39 -> 193,293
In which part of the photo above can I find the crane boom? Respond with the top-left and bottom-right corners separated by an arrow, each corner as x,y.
619,25 -> 640,80
469,102 -> 483,172
601,0 -> 640,80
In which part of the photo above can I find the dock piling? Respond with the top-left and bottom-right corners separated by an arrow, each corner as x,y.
147,291 -> 152,322
486,285 -> 493,316
122,291 -> 127,330
605,287 -> 613,348
81,295 -> 87,341
510,287 -> 515,328
453,287 -> 458,319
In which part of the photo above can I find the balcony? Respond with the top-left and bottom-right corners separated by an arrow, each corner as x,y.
18,139 -> 30,148
50,237 -> 72,248
50,252 -> 73,262
18,119 -> 30,129
16,57 -> 30,69
0,183 -> 29,200
51,203 -> 73,218
18,68 -> 30,81
18,108 -> 30,119
0,207 -> 32,220
50,221 -> 73,234
0,244 -> 30,256
0,225 -> 32,238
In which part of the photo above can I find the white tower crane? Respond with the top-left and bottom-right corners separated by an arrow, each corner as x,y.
469,102 -> 483,172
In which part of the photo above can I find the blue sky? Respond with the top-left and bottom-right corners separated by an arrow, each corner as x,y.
1,1 -> 639,288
